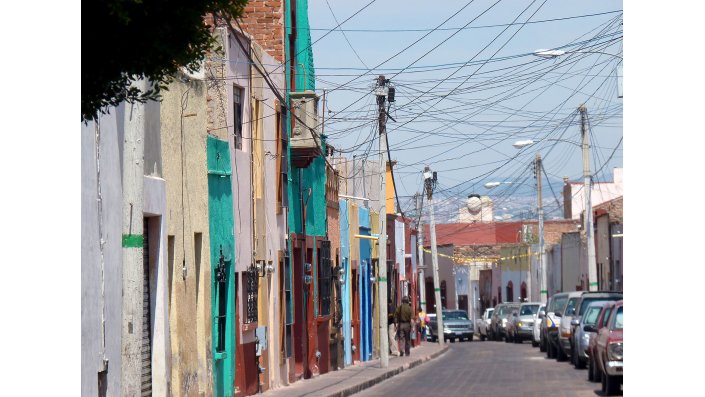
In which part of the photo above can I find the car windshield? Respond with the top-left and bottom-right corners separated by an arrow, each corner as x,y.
563,298 -> 579,316
499,305 -> 519,315
548,296 -> 568,313
485,309 -> 494,318
444,311 -> 468,320
610,307 -> 623,330
520,305 -> 540,316
583,306 -> 602,326
578,296 -> 621,316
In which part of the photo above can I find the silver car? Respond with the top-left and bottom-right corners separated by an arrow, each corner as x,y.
427,310 -> 474,342
507,302 -> 541,343
572,301 -> 608,369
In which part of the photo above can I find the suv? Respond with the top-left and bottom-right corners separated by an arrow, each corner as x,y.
427,310 -> 474,343
507,302 -> 541,343
490,303 -> 520,341
556,291 -> 586,361
540,292 -> 570,358
569,292 -> 623,367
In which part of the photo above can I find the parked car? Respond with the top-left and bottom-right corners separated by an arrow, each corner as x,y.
507,302 -> 541,343
556,291 -> 585,361
569,292 -> 623,368
571,301 -> 608,369
540,292 -> 570,358
477,308 -> 494,341
427,310 -> 474,343
489,303 -> 520,341
586,302 -> 615,383
532,304 -> 545,347
592,300 -> 623,395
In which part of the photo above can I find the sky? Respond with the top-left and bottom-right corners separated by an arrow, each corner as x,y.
305,0 -> 623,219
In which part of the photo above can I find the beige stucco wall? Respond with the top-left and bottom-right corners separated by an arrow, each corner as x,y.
161,76 -> 213,397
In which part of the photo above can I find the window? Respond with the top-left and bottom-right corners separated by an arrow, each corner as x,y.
278,105 -> 289,212
319,240 -> 332,316
194,233 -> 202,303
610,306 -> 623,329
283,251 -> 293,358
167,235 -> 175,311
233,86 -> 243,150
215,246 -> 228,352
245,264 -> 258,324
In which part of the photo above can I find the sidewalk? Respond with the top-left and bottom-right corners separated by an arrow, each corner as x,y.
259,343 -> 449,397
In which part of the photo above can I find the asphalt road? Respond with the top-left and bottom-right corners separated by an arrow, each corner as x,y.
356,337 -> 621,397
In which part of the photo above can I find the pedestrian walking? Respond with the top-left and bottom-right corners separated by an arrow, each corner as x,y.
394,296 -> 413,356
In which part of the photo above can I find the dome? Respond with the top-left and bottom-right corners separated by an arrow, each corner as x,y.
466,194 -> 482,215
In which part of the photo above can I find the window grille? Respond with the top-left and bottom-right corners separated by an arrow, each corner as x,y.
245,263 -> 258,324
233,86 -> 243,150
319,240 -> 332,316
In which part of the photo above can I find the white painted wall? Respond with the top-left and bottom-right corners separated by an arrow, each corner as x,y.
82,109 -> 123,397
569,168 -> 623,219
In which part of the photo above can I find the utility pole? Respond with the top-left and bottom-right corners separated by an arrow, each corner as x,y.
121,79 -> 147,396
376,75 -> 389,368
424,166 -> 444,347
536,154 -> 548,303
415,193 -> 426,313
580,104 -> 598,291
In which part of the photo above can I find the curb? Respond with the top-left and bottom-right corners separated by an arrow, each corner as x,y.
325,345 -> 450,397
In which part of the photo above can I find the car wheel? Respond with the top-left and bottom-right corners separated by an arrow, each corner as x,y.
450,338 -> 456,343
605,374 -> 621,395
601,370 -> 607,393
468,335 -> 473,342
532,339 -> 538,347
547,341 -> 556,359
587,357 -> 595,382
514,334 -> 521,344
480,334 -> 486,341
575,348 -> 586,369
556,345 -> 567,362
539,336 -> 547,352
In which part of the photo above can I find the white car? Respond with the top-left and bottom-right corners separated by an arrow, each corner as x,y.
477,308 -> 494,341
532,304 -> 546,347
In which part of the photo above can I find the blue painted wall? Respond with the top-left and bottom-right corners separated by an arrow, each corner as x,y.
358,207 -> 372,361
339,200 -> 352,365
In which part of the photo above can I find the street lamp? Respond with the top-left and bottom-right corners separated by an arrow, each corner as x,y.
533,49 -> 622,98
511,140 -> 548,304
484,181 -> 512,189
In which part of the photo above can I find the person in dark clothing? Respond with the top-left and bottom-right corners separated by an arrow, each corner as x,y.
394,296 -> 413,356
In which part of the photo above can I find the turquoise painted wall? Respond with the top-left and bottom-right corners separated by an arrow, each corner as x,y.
294,0 -> 316,91
339,200 -> 352,365
207,136 -> 236,397
358,207 -> 372,361
290,155 -> 327,237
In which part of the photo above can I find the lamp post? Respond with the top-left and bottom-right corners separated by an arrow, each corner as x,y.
512,140 -> 547,304
424,166 -> 444,347
533,49 -> 622,98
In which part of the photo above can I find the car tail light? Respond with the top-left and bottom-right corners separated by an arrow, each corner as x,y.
608,342 -> 623,361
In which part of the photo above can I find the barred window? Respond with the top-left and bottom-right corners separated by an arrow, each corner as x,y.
319,240 -> 332,316
245,264 -> 258,324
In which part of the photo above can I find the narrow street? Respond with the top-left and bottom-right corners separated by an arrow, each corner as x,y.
357,339 -> 614,397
